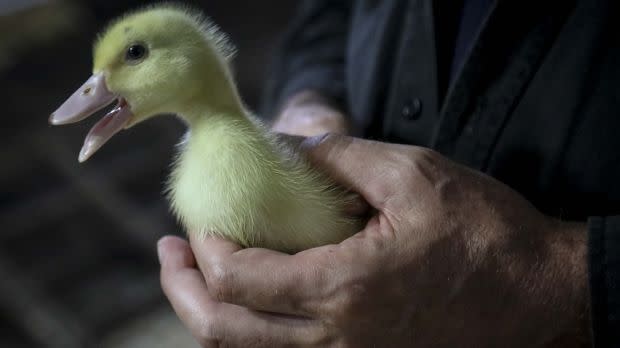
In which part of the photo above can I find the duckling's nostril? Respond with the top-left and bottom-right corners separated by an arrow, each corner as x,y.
82,87 -> 92,95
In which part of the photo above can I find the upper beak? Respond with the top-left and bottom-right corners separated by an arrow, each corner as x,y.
49,73 -> 133,162
49,73 -> 115,125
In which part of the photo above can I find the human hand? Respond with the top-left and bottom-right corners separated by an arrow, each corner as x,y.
159,134 -> 590,347
270,90 -> 349,136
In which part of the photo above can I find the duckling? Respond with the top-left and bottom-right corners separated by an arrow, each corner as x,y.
49,5 -> 361,252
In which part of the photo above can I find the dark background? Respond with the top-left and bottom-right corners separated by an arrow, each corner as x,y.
0,1 -> 294,347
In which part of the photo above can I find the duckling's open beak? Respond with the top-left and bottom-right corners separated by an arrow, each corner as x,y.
49,73 -> 133,162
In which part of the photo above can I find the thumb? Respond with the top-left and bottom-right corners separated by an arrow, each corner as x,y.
300,133 -> 395,209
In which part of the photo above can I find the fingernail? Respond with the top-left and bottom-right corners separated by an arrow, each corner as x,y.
300,133 -> 330,150
157,239 -> 166,265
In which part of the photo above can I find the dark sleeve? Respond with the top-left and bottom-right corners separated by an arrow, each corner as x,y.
588,216 -> 620,347
261,0 -> 353,119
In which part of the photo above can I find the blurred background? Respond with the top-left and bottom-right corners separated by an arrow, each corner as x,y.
0,1 -> 294,347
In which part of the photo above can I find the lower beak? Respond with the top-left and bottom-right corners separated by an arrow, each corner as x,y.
49,73 -> 133,162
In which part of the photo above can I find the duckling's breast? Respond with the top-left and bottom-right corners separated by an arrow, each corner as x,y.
167,121 -> 360,251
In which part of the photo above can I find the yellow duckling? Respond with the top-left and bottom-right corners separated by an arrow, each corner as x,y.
49,5 -> 360,252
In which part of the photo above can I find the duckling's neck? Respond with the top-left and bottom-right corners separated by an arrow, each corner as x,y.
171,75 -> 271,159
175,57 -> 250,128
177,96 -> 258,138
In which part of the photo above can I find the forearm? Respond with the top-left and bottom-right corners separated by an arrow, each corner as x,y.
261,0 -> 352,120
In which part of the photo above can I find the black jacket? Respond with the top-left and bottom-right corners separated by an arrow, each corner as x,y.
262,0 -> 620,346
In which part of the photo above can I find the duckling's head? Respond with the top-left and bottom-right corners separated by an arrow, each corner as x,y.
50,5 -> 239,162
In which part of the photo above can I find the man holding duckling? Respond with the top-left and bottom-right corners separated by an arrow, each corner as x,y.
159,0 -> 619,347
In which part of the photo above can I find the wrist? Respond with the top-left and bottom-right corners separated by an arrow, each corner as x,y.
544,219 -> 591,345
485,215 -> 591,346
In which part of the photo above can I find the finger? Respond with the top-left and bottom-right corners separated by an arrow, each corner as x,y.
189,234 -> 332,317
276,133 -> 371,216
158,236 -> 327,347
300,134 -> 401,209
157,235 -> 196,268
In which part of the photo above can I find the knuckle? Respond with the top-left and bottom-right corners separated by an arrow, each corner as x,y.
409,148 -> 439,171
196,317 -> 222,347
413,146 -> 441,161
411,148 -> 456,190
326,278 -> 368,324
301,328 -> 333,347
206,260 -> 235,302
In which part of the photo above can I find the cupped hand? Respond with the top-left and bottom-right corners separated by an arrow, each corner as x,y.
159,134 -> 589,348
270,91 -> 349,136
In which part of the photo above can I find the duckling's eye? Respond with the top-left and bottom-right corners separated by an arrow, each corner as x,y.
125,44 -> 148,63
